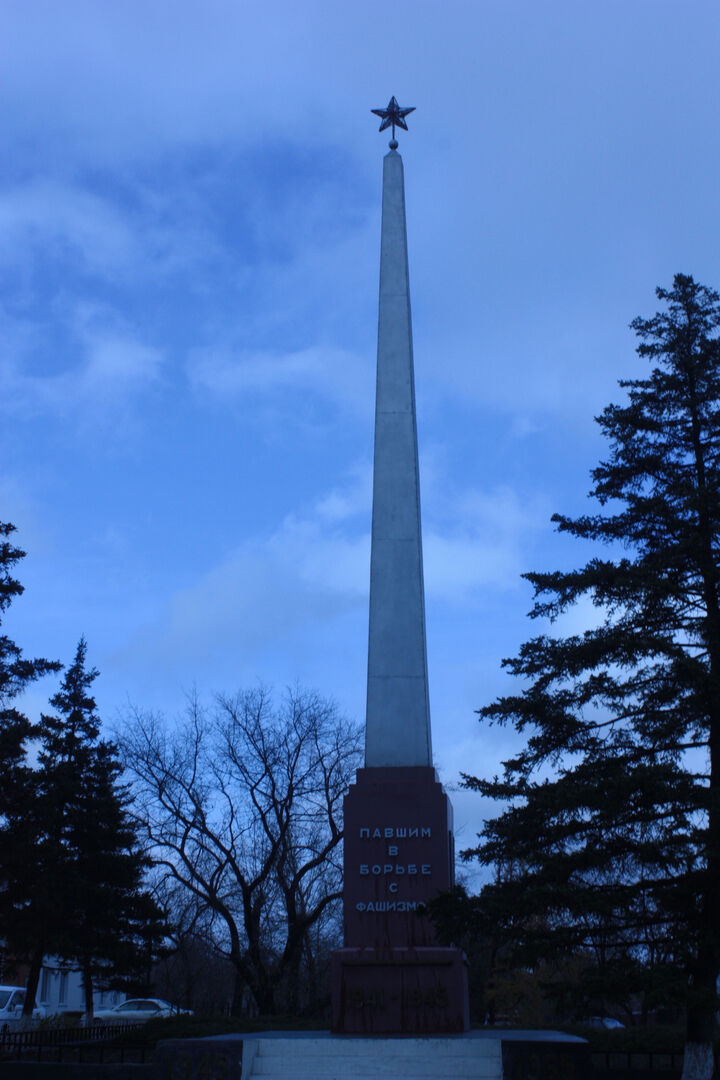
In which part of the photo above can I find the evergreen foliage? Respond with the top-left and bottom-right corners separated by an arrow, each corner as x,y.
460,276 -> 720,1061
0,521 -> 60,785
36,638 -> 166,1015
0,522 -> 61,997
0,524 -> 164,1015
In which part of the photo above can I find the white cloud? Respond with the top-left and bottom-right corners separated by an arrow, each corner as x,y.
551,591 -> 609,637
0,182 -> 140,277
423,484 -> 549,601
1,308 -> 164,418
81,328 -> 164,392
187,344 -> 372,414
0,176 -> 227,288
314,466 -> 372,523
157,483 -> 372,660
118,466 -> 546,683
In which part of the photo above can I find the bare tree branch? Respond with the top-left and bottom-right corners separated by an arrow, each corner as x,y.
118,686 -> 360,1014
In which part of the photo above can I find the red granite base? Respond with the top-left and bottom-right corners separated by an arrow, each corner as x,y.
331,946 -> 469,1034
342,766 -> 455,949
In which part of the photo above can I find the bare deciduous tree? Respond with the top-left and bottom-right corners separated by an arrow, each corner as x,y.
119,686 -> 361,1015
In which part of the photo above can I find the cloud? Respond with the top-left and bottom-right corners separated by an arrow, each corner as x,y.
1,307 -> 164,419
549,591 -> 610,638
0,182 -> 141,278
151,469 -> 374,662
82,331 -> 163,392
118,465 -> 545,682
187,344 -> 371,414
1,1 -> 449,166
314,468 -> 373,523
0,175 -> 228,288
423,483 -> 549,601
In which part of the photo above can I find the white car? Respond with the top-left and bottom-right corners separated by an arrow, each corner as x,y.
0,985 -> 45,1028
587,1016 -> 625,1029
92,998 -> 190,1024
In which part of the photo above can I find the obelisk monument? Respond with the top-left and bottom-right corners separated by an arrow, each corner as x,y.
331,99 -> 469,1035
365,131 -> 431,770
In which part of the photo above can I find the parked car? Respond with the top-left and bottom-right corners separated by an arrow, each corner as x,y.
92,998 -> 191,1025
0,986 -> 45,1028
586,1016 -> 625,1030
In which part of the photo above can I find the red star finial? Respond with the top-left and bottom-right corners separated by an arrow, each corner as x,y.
371,96 -> 415,148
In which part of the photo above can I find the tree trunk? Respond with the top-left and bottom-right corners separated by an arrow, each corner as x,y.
681,1042 -> 715,1080
682,946 -> 718,1080
230,965 -> 246,1017
252,975 -> 276,1016
82,958 -> 94,1020
284,948 -> 302,1016
640,991 -> 648,1027
23,947 -> 43,1018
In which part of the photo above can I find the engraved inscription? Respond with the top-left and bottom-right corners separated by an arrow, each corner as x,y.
346,984 -> 450,1012
360,826 -> 432,838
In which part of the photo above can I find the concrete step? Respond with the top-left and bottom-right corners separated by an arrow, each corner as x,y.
255,1039 -> 499,1058
252,1064 -> 499,1078
245,1037 -> 503,1080
253,1075 -> 498,1080
252,1052 -> 500,1071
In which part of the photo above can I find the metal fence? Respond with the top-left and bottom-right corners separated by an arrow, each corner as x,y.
0,1021 -> 147,1063
591,1048 -> 709,1073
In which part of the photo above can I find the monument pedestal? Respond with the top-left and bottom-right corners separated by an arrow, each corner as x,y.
331,946 -> 469,1034
332,766 -> 469,1034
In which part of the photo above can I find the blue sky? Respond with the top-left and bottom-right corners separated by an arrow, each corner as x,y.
3,0 -> 720,854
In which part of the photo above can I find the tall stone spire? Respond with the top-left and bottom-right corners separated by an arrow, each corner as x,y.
365,146 -> 432,768
330,103 -> 469,1035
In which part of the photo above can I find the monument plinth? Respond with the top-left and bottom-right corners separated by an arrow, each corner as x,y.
332,767 -> 468,1034
331,101 -> 469,1035
342,767 -> 453,948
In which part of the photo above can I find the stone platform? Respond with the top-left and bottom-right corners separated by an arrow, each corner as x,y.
155,1029 -> 590,1080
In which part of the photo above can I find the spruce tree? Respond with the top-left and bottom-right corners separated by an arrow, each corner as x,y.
37,638 -> 165,1017
0,522 -> 60,1010
462,276 -> 720,1079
